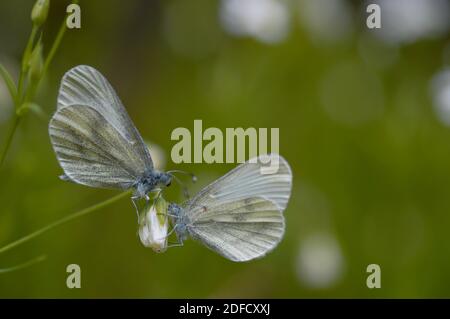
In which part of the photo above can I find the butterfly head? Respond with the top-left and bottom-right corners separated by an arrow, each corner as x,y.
135,171 -> 172,199
157,172 -> 172,187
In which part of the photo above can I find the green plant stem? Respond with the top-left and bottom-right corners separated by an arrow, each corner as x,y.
27,0 -> 79,103
0,115 -> 21,167
0,190 -> 132,255
42,21 -> 66,79
0,255 -> 46,274
0,1 -> 79,170
0,24 -> 38,170
17,25 -> 39,105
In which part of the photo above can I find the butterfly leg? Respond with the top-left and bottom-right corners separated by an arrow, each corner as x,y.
131,196 -> 140,223
167,238 -> 184,249
166,223 -> 178,238
167,241 -> 184,248
165,224 -> 187,249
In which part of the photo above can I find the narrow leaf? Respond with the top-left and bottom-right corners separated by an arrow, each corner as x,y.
0,63 -> 17,102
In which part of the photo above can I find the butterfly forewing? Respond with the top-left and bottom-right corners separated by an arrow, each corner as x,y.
186,154 -> 292,220
57,65 -> 153,168
187,197 -> 285,262
49,104 -> 145,189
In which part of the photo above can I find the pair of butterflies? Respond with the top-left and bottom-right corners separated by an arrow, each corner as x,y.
49,65 -> 293,262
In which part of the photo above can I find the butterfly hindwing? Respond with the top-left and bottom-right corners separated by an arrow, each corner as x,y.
187,197 -> 285,262
49,104 -> 145,189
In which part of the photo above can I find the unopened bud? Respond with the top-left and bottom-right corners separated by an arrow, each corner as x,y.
28,42 -> 43,83
31,0 -> 50,26
138,197 -> 169,253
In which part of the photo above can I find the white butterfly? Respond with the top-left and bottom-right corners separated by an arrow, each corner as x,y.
48,65 -> 173,201
167,154 -> 292,262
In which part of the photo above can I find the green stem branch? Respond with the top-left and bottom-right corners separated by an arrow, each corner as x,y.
28,0 -> 79,103
0,190 -> 132,255
0,1 -> 78,170
17,25 -> 39,105
0,24 -> 37,170
0,115 -> 21,167
0,255 -> 46,274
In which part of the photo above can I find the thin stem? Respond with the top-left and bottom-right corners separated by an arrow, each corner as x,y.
0,255 -> 46,274
0,190 -> 132,255
42,0 -> 79,79
0,115 -> 21,167
29,0 -> 79,103
0,23 -> 37,170
17,25 -> 38,105
42,20 -> 66,78
0,1 -> 79,170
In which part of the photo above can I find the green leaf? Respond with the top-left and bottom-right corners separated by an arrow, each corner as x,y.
0,63 -> 17,102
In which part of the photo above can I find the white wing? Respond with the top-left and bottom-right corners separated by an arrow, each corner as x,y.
57,64 -> 153,168
187,197 -> 285,262
49,104 -> 146,189
186,154 -> 292,219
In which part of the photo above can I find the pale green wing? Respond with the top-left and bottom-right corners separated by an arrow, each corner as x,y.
49,104 -> 147,189
187,197 -> 285,262
57,65 -> 153,169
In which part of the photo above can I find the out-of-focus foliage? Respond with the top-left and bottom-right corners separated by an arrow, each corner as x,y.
0,0 -> 450,298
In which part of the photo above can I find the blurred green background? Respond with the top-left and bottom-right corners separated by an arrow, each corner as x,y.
1,0 -> 450,298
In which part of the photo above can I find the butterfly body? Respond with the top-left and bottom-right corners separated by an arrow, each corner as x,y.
134,170 -> 172,199
168,203 -> 190,242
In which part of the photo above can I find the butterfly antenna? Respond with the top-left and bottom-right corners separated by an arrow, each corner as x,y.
167,170 -> 197,183
171,174 -> 190,199
167,170 -> 197,199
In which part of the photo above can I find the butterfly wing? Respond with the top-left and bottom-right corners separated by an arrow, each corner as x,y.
57,64 -> 153,168
186,154 -> 292,217
186,197 -> 285,262
181,154 -> 292,261
49,65 -> 153,188
49,104 -> 147,189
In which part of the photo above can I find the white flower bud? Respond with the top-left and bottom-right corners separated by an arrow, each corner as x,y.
138,197 -> 169,253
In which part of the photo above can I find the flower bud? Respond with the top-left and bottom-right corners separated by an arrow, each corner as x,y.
31,0 -> 50,26
138,197 -> 169,253
28,42 -> 43,83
